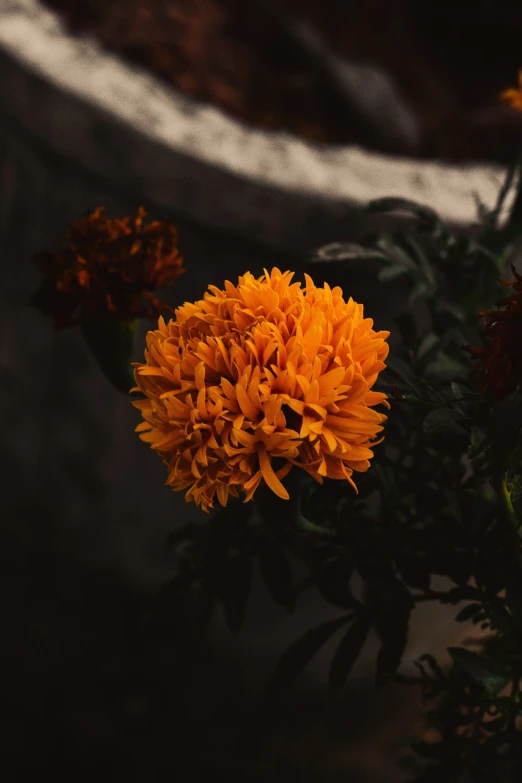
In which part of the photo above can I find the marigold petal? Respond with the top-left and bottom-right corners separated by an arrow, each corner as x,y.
258,448 -> 290,500
236,382 -> 259,420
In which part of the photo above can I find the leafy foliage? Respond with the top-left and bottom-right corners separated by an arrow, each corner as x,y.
141,162 -> 522,781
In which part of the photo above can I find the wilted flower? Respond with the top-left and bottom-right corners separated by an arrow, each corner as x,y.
33,206 -> 184,328
133,268 -> 390,512
465,265 -> 522,398
500,70 -> 522,111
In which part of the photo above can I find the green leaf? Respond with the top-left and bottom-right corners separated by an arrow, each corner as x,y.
401,233 -> 437,289
442,488 -> 462,525
373,235 -> 418,271
365,197 -> 439,225
447,648 -> 512,697
422,407 -> 462,434
267,614 -> 352,693
328,617 -> 370,696
314,556 -> 356,611
409,280 -> 431,305
365,576 -> 413,687
385,356 -> 423,395
297,512 -> 336,538
455,603 -> 483,622
213,553 -> 253,634
487,152 -> 522,228
425,353 -> 467,382
375,604 -> 411,687
416,653 -> 447,683
258,539 -> 294,612
80,314 -> 137,394
506,579 -> 522,633
483,715 -> 508,734
396,553 -> 430,591
441,585 -> 481,604
450,382 -> 467,400
436,299 -> 466,324
312,242 -> 393,264
377,264 -> 411,282
416,333 -> 440,362
395,311 -> 418,345
468,426 -> 489,460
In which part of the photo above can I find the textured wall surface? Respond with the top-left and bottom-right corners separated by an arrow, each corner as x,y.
0,0 -> 516,256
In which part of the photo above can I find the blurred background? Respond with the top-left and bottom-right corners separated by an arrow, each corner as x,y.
39,0 -> 522,162
1,1 -> 521,780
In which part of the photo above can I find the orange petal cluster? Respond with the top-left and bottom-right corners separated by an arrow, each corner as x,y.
466,265 -> 522,399
33,206 -> 184,328
133,268 -> 390,512
500,70 -> 522,111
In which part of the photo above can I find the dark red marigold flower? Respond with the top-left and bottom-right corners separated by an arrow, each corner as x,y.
33,206 -> 184,328
465,265 -> 522,399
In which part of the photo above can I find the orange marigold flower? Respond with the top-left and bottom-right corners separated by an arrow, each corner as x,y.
33,206 -> 184,328
500,70 -> 522,111
132,268 -> 390,512
465,265 -> 522,398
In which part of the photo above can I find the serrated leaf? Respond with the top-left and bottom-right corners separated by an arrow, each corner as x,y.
258,539 -> 294,612
267,614 -> 352,693
447,648 -> 512,697
328,617 -> 369,696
